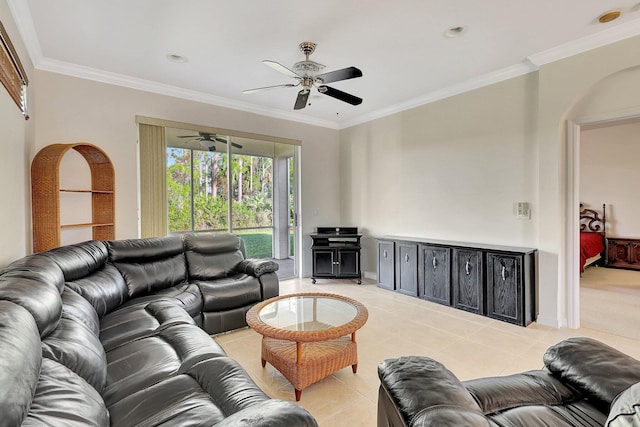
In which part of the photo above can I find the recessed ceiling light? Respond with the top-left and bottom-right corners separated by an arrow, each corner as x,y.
444,26 -> 467,38
166,54 -> 188,63
598,9 -> 621,23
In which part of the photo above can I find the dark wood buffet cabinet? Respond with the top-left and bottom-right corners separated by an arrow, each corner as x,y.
377,236 -> 536,326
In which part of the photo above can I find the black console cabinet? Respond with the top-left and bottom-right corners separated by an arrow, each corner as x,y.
311,227 -> 362,284
377,236 -> 536,326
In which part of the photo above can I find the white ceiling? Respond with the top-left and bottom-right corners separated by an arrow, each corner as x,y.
9,0 -> 640,129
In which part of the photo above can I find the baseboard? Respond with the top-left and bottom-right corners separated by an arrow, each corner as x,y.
363,271 -> 376,281
535,314 -> 567,328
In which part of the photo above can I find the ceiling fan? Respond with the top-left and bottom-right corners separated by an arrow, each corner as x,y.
243,42 -> 363,110
177,132 -> 243,151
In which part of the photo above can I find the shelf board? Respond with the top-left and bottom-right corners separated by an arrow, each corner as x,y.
60,189 -> 114,194
60,223 -> 114,229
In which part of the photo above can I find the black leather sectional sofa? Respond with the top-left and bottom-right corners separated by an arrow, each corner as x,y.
377,337 -> 640,426
0,233 -> 318,426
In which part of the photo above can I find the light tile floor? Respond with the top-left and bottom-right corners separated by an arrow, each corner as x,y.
581,266 -> 640,341
215,277 -> 640,427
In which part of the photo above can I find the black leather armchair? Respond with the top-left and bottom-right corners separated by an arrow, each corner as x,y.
378,337 -> 640,426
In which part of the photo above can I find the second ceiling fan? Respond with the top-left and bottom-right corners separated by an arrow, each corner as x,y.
243,42 -> 363,110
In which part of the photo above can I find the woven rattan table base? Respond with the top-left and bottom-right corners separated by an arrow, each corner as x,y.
262,336 -> 357,400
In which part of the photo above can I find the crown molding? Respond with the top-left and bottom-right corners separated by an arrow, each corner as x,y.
9,0 -> 640,131
36,58 -> 340,129
338,62 -> 538,129
527,17 -> 640,66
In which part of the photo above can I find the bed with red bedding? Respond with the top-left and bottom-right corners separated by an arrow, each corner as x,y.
579,203 -> 606,273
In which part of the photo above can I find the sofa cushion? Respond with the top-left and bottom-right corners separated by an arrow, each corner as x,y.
184,233 -> 245,280
41,291 -> 107,392
0,301 -> 41,426
108,236 -> 188,298
198,274 -> 262,311
103,323 -> 227,406
100,300 -> 197,352
544,337 -> 640,412
464,370 -> 579,415
116,282 -> 203,317
23,358 -> 109,427
488,401 -> 606,427
65,263 -> 129,317
606,382 -> 640,427
42,240 -> 109,281
108,357 -> 269,427
60,286 -> 101,335
0,275 -> 62,338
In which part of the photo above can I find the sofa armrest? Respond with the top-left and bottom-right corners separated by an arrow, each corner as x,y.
234,259 -> 279,277
544,337 -> 640,412
378,356 -> 484,427
214,399 -> 318,427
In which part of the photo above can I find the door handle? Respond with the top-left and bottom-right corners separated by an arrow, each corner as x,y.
501,265 -> 507,281
465,260 -> 471,275
432,257 -> 437,269
405,253 -> 410,263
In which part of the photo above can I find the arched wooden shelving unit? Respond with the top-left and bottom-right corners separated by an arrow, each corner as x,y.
31,143 -> 115,252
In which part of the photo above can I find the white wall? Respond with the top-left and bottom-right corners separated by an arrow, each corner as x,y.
0,1 -> 33,267
581,122 -> 640,237
340,74 -> 538,276
31,71 -> 341,276
340,34 -> 640,327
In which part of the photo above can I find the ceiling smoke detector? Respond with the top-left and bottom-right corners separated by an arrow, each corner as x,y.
444,26 -> 467,38
166,54 -> 188,63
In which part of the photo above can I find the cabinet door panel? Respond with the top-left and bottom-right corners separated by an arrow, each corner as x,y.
486,253 -> 522,325
378,242 -> 395,290
338,249 -> 360,276
419,245 -> 451,305
396,243 -> 418,296
452,249 -> 483,314
313,249 -> 335,276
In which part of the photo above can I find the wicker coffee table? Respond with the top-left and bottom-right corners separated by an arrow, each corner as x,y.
246,292 -> 368,401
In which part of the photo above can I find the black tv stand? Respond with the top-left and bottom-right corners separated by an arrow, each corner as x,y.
310,227 -> 362,284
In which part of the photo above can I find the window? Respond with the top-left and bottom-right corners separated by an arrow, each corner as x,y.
136,116 -> 300,275
0,21 -> 29,118
166,130 -> 280,259
167,147 -> 229,232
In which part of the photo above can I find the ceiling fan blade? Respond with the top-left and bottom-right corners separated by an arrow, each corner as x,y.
242,83 -> 297,94
177,135 -> 201,139
316,66 -> 362,84
262,60 -> 301,79
294,90 -> 310,110
212,137 -> 244,150
318,85 -> 362,106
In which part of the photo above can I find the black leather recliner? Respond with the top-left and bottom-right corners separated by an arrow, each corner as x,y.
378,337 -> 640,426
0,233 -> 317,426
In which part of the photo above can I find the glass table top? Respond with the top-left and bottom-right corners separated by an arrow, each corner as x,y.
258,295 -> 358,332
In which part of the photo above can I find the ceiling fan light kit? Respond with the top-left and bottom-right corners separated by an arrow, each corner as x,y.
243,41 -> 363,110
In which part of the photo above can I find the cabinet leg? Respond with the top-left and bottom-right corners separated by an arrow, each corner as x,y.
312,278 -> 316,284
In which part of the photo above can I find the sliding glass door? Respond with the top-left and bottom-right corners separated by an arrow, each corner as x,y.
165,128 -> 298,278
